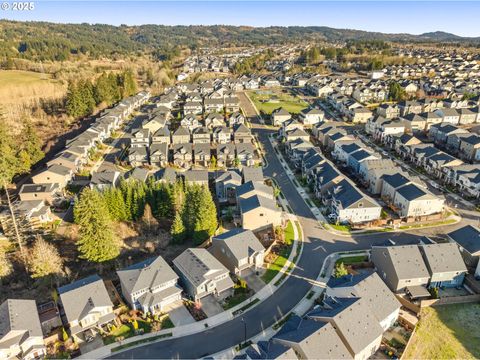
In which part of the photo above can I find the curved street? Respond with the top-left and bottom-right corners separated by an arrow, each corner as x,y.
111,95 -> 474,359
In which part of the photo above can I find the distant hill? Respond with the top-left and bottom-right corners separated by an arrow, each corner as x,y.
0,20 -> 478,62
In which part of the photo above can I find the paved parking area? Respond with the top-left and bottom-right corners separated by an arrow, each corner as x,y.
165,301 -> 196,326
200,295 -> 224,317
242,269 -> 266,293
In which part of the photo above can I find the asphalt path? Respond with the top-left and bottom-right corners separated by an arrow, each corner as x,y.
109,95 -> 456,359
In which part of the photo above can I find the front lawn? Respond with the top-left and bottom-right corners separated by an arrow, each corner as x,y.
336,255 -> 369,266
402,303 -> 480,359
103,320 -> 152,345
261,244 -> 291,284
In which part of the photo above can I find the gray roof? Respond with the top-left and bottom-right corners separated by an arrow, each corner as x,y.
173,248 -> 230,287
213,228 -> 264,261
126,167 -> 150,182
183,169 -> 209,183
242,166 -> 264,183
0,299 -> 43,341
215,170 -> 242,184
154,167 -> 177,183
327,272 -> 401,326
308,297 -> 384,355
421,243 -> 467,275
273,315 -> 351,359
239,194 -> 277,213
395,183 -> 428,201
236,181 -> 273,200
117,256 -> 179,295
91,170 -> 120,186
174,126 -> 190,136
381,173 -> 411,189
373,245 -> 430,280
58,275 -> 113,324
448,225 -> 480,255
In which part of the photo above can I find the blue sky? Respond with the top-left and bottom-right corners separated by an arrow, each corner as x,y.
2,1 -> 480,37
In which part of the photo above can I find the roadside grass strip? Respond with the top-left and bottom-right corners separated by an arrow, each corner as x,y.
111,333 -> 173,352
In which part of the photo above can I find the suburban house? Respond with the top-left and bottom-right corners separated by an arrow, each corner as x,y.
16,199 -> 52,224
47,151 -> 85,172
214,170 -> 242,203
299,108 -> 324,126
128,146 -> 149,167
271,316 -> 352,360
182,169 -> 209,187
323,178 -> 382,224
192,126 -> 211,144
236,143 -> 256,166
149,142 -> 169,167
233,124 -> 252,144
0,299 -> 46,360
391,183 -> 444,218
117,256 -> 183,314
371,245 -> 430,293
90,170 -> 121,190
242,166 -> 264,184
172,126 -> 191,144
173,143 -> 193,169
216,143 -> 236,168
447,225 -> 480,277
238,188 -> 282,232
326,272 -> 401,331
31,165 -> 73,189
58,275 -> 116,339
271,107 -> 291,126
307,297 -> 384,360
18,183 -> 61,205
420,243 -> 467,288
193,143 -> 212,167
210,228 -> 265,275
173,248 -> 234,301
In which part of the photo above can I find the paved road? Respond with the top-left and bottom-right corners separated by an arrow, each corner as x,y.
111,93 -> 464,359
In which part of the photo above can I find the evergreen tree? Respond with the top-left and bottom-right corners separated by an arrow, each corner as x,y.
210,155 -> 217,169
192,186 -> 218,244
66,81 -> 84,118
0,118 -> 23,187
94,72 -> 114,105
79,79 -> 96,114
170,210 -> 186,243
103,187 -> 129,222
19,118 -> 44,172
74,188 -> 121,263
29,236 -> 63,279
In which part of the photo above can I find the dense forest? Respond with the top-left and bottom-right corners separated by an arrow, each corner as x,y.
1,20 -> 479,62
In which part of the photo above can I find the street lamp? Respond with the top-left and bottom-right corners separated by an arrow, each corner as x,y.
241,317 -> 247,346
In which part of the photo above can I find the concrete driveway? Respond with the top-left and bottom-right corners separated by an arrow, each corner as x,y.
164,300 -> 195,327
79,333 -> 104,355
200,295 -> 224,317
242,269 -> 266,293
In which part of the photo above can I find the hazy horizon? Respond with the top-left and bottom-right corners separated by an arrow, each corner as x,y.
1,1 -> 479,38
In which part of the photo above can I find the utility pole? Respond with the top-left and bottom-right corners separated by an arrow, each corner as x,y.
241,317 -> 247,346
3,179 -> 26,263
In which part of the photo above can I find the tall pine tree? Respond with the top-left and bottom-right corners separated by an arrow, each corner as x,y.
74,188 -> 121,263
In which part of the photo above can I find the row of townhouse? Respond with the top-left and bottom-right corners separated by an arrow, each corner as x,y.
245,271 -> 402,360
372,242 -> 467,294
128,122 -> 255,168
280,127 -> 382,225
12,92 -> 150,226
325,92 -> 373,123
372,124 -> 480,197
314,121 -> 445,220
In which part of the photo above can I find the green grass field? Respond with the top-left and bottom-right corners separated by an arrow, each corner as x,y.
0,70 -> 56,88
247,90 -> 308,115
403,304 -> 480,359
